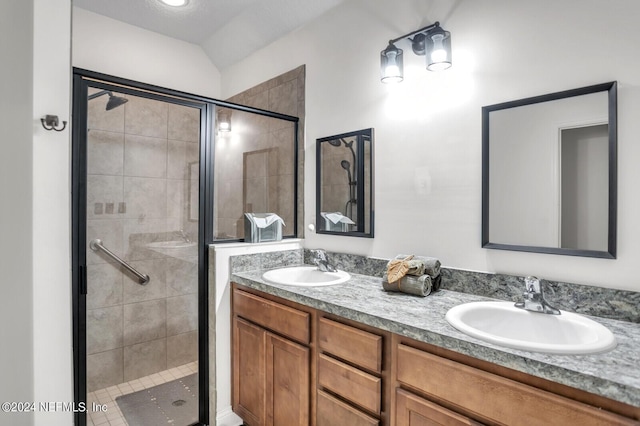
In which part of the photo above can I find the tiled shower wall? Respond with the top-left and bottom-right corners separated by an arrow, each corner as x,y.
215,65 -> 305,239
85,90 -> 200,392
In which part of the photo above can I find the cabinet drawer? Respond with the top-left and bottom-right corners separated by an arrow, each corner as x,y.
318,354 -> 381,415
396,344 -> 636,426
317,390 -> 379,426
319,317 -> 382,372
233,289 -> 310,344
396,389 -> 481,426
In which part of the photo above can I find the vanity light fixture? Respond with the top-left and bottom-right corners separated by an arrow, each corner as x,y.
217,109 -> 232,132
380,21 -> 451,83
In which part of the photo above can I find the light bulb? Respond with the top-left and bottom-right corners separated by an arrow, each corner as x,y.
159,0 -> 188,7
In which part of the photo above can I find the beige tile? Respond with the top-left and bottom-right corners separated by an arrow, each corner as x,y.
123,177 -> 167,220
269,129 -> 295,176
123,338 -> 167,382
243,149 -> 269,179
166,257 -> 198,296
245,90 -> 269,110
168,103 -> 200,142
87,349 -> 123,393
122,258 -> 167,302
87,130 -> 124,176
86,263 -> 123,309
123,299 -> 166,346
124,95 -> 168,139
166,179 -> 185,220
244,177 -> 268,212
86,219 -> 125,268
166,294 -> 198,336
124,134 -> 167,178
87,306 -> 123,354
167,331 -> 198,369
87,175 -> 123,220
269,80 -> 298,116
122,217 -> 168,262
168,139 -> 199,180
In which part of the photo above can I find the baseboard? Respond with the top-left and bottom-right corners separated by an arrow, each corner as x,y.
215,406 -> 243,426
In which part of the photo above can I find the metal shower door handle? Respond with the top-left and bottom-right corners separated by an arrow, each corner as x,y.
89,239 -> 150,285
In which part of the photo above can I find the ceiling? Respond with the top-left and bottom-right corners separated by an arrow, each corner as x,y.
74,0 -> 345,70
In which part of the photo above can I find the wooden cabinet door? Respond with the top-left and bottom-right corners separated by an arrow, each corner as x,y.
233,318 -> 266,426
266,332 -> 310,426
395,389 -> 482,426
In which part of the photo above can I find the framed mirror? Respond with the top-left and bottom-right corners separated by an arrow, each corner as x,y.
482,82 -> 617,258
316,128 -> 374,237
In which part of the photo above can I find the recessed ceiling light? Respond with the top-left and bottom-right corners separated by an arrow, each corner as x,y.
158,0 -> 189,7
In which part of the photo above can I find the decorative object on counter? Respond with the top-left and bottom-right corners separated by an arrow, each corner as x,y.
386,255 -> 414,283
392,254 -> 441,277
383,254 -> 442,297
243,213 -> 285,243
383,274 -> 442,297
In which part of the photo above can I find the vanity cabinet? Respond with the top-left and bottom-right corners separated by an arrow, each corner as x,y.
231,284 -> 639,426
232,288 -> 311,426
317,317 -> 386,426
393,338 -> 638,426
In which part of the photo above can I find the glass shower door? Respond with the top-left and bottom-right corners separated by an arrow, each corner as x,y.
83,86 -> 202,426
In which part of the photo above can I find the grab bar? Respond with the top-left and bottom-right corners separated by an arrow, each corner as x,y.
90,239 -> 150,285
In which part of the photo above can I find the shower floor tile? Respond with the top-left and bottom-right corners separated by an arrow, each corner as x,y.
86,361 -> 198,426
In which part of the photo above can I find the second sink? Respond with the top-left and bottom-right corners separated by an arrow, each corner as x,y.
262,266 -> 350,287
446,301 -> 617,355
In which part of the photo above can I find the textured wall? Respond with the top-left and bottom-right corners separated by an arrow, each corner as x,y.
85,90 -> 200,391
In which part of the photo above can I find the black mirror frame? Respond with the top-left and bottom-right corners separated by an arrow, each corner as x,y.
316,128 -> 374,238
481,81 -> 617,258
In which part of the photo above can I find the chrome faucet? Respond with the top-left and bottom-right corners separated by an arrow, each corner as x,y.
515,276 -> 561,315
309,249 -> 337,272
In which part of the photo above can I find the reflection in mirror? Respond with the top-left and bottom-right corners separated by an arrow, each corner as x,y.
482,82 -> 616,258
316,128 -> 374,237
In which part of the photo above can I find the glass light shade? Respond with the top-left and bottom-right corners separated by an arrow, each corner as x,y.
380,44 -> 404,83
425,28 -> 452,71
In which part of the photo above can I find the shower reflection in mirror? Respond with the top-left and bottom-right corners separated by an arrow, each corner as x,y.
316,128 -> 374,238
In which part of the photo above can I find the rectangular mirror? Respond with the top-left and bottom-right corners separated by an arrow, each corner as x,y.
482,82 -> 617,258
316,128 -> 374,237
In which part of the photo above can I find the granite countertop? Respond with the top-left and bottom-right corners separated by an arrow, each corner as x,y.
231,267 -> 640,408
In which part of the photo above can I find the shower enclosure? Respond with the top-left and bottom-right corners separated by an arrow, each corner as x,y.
72,69 -> 299,426
74,74 -> 208,426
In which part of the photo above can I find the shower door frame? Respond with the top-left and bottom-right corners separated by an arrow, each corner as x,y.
71,69 -> 215,426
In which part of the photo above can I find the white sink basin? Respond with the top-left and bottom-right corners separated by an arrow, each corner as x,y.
262,266 -> 350,287
147,240 -> 197,249
445,301 -> 617,355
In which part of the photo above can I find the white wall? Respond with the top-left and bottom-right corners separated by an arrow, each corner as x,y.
222,0 -> 640,291
0,1 -> 35,425
72,7 -> 221,98
1,1 -> 73,426
33,1 -> 74,425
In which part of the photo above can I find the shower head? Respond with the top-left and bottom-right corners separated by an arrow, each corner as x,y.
106,94 -> 128,111
341,160 -> 353,185
328,139 -> 341,147
88,90 -> 128,111
341,138 -> 353,148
